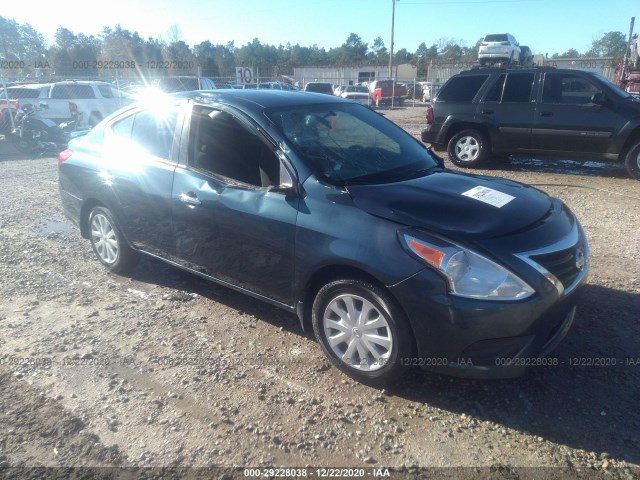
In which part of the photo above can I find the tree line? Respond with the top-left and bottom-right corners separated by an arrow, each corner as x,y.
0,16 -> 629,81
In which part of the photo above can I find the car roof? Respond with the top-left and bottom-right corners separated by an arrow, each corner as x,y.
171,89 -> 348,111
53,80 -> 111,85
10,83 -> 53,89
456,67 -> 593,75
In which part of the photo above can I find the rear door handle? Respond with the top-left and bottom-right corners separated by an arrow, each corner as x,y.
482,109 -> 494,115
540,111 -> 554,117
179,192 -> 202,206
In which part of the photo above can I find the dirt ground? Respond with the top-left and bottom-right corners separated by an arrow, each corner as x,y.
0,106 -> 639,479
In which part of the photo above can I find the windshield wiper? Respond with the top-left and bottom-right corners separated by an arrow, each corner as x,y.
398,167 -> 438,181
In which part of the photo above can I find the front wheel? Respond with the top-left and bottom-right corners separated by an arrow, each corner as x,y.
625,141 -> 640,180
312,279 -> 413,386
88,206 -> 139,273
447,129 -> 490,168
10,133 -> 35,153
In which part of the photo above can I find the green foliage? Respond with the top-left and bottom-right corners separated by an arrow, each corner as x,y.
0,16 -> 631,82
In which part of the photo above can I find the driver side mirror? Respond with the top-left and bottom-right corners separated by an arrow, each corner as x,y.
591,92 -> 606,106
268,162 -> 301,197
429,148 -> 446,169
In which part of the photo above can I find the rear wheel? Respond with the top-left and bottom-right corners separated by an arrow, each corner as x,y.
625,141 -> 640,180
312,279 -> 413,386
447,129 -> 490,168
88,206 -> 139,273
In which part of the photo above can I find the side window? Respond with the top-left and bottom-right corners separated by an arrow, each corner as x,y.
501,73 -> 534,102
484,75 -> 506,102
484,74 -> 533,103
131,110 -> 178,160
543,74 -> 601,105
98,85 -> 114,98
189,107 -> 280,188
51,85 -> 96,99
437,75 -> 489,102
111,115 -> 134,138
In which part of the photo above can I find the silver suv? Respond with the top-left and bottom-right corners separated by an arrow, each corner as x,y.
478,33 -> 521,66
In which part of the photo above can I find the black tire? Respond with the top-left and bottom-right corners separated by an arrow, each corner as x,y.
10,134 -> 35,153
447,129 -> 490,168
625,141 -> 640,180
88,206 -> 139,274
312,279 -> 413,386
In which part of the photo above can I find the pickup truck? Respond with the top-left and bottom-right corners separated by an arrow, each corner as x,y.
0,81 -> 130,128
369,80 -> 407,106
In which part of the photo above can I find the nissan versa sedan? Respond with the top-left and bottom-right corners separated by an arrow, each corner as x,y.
58,90 -> 589,386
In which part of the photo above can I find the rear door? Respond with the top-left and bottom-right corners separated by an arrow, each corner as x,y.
532,72 -> 623,155
170,105 -> 299,304
478,72 -> 536,152
100,104 -> 184,257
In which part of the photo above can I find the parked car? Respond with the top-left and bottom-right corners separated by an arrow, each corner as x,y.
369,80 -> 407,106
421,66 -> 640,179
339,85 -> 371,106
478,33 -> 521,66
157,76 -> 216,93
334,85 -> 348,96
59,90 -> 589,385
519,46 -> 534,67
0,81 -> 130,127
304,82 -> 334,95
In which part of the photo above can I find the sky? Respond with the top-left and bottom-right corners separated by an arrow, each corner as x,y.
4,0 -> 640,57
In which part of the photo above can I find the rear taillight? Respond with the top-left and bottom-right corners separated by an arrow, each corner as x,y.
425,106 -> 434,124
58,149 -> 73,168
14,101 -> 19,111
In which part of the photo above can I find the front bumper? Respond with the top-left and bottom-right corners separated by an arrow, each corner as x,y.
390,269 -> 586,379
389,214 -> 589,379
421,124 -> 440,145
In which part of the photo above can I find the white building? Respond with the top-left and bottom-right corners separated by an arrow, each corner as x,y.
293,64 -> 417,86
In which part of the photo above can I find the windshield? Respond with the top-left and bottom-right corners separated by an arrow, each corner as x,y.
593,72 -> 633,99
484,34 -> 508,42
267,103 -> 438,185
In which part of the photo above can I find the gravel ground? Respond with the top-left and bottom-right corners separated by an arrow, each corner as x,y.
0,108 -> 639,479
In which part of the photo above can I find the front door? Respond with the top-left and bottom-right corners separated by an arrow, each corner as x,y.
171,106 -> 299,305
532,72 -> 622,155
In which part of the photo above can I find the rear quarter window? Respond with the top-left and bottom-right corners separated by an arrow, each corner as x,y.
437,75 -> 489,102
5,88 -> 42,99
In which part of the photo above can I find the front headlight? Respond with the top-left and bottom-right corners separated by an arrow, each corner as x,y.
399,231 -> 534,301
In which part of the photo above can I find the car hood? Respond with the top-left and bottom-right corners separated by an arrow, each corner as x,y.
347,171 -> 552,241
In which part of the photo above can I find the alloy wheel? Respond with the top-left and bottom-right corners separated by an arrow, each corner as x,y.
90,213 -> 119,264
455,136 -> 480,162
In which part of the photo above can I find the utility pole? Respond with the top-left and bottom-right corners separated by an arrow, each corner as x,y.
388,0 -> 396,79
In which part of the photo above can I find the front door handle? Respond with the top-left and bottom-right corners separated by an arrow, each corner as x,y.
482,109 -> 494,115
540,111 -> 554,117
179,192 -> 202,206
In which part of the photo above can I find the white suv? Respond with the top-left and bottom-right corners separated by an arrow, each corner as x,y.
478,33 -> 521,66
2,81 -> 130,127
